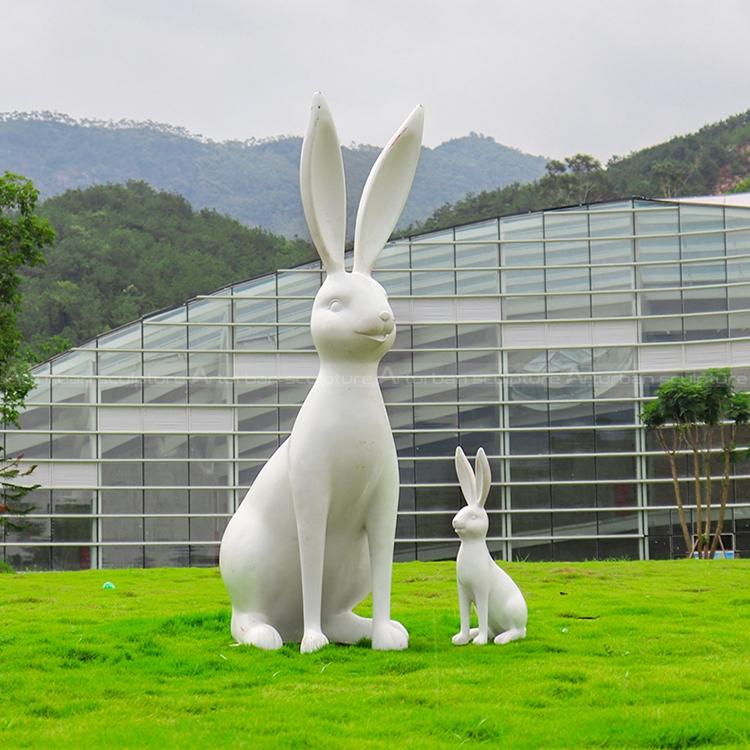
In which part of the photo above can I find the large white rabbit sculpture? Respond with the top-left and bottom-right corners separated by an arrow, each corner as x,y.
452,447 -> 528,646
220,93 -> 423,653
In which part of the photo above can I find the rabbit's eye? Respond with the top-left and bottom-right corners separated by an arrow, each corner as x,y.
328,299 -> 343,313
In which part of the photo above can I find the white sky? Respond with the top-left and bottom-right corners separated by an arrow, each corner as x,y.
1,0 -> 749,163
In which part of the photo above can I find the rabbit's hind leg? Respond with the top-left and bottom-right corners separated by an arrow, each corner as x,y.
324,612 -> 409,646
231,610 -> 283,650
493,626 -> 526,645
323,611 -> 372,644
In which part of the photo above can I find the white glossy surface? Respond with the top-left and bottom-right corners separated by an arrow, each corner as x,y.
452,447 -> 528,646
220,93 -> 423,653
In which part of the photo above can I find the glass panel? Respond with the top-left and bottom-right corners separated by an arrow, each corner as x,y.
503,241 -> 544,268
277,270 -> 321,298
636,208 -> 680,286
594,357 -> 635,403
595,427 -> 636,454
374,240 -> 410,270
507,350 -> 549,403
101,434 -> 143,487
232,274 -> 278,297
729,312 -> 750,338
143,435 -> 188,487
455,222 -> 498,295
410,230 -> 454,295
52,489 -> 94,570
592,292 -> 635,318
726,210 -> 750,278
51,431 -> 94,459
51,404 -> 94,433
683,314 -> 728,341
680,203 -> 724,235
683,286 -> 727,314
504,268 -> 544,293
544,211 -> 588,241
100,376 -> 141,404
2,421 -> 50,458
234,295 -> 276,324
546,267 -> 589,292
682,261 -> 726,286
52,379 -> 96,408
503,269 -> 545,320
589,208 -> 632,239
98,326 -> 141,404
591,265 -> 633,291
190,434 -> 229,462
235,324 -> 278,350
635,206 -> 679,237
277,294 -> 314,329
188,298 -> 230,325
501,213 -> 543,241
456,270 -> 499,295
278,325 -> 314,350
547,349 -> 593,402
546,293 -> 590,319
97,322 -> 141,350
188,325 -> 230,353
640,291 -> 682,342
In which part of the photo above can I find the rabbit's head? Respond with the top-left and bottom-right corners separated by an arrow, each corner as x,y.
311,272 -> 395,362
453,447 -> 492,539
300,93 -> 423,364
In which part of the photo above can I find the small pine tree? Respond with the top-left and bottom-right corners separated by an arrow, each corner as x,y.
0,453 -> 39,531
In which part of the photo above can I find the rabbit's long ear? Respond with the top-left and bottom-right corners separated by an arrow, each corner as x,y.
455,447 -> 477,507
352,105 -> 424,276
300,92 -> 346,274
475,448 -> 492,509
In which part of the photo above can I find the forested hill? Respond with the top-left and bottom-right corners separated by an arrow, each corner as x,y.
0,113 -> 548,238
403,109 -> 750,234
19,182 -> 314,354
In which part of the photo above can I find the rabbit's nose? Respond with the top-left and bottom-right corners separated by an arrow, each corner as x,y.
380,311 -> 395,334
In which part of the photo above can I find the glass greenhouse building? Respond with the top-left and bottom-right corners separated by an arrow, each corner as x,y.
4,194 -> 750,570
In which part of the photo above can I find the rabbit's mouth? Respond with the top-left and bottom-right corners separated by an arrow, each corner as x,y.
356,330 -> 392,344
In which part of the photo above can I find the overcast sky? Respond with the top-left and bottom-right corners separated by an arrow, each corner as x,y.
2,0 -> 749,163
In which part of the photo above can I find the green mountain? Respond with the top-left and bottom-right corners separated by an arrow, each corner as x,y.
405,110 -> 750,234
0,113 -> 549,238
19,181 -> 313,352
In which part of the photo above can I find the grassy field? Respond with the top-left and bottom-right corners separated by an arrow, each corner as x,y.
1,560 -> 750,749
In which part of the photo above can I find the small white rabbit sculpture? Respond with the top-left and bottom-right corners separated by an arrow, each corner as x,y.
452,447 -> 527,646
219,93 -> 423,653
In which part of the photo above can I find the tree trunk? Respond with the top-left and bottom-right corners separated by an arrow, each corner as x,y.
703,425 -> 713,545
687,426 -> 704,558
658,429 -> 692,557
709,424 -> 737,558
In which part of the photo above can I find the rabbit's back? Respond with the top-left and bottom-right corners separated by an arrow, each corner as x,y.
488,563 -> 528,635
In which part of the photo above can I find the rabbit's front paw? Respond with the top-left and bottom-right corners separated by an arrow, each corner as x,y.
244,624 -> 283,650
471,633 -> 489,645
301,629 -> 329,654
372,621 -> 409,651
452,632 -> 470,646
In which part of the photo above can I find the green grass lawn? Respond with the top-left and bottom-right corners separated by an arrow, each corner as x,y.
2,560 -> 750,749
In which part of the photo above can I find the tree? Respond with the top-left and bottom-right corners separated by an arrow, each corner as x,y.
1,172 -> 55,426
640,368 -> 750,558
0,454 -> 39,531
539,154 -> 614,206
729,175 -> 750,194
648,160 -> 692,198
